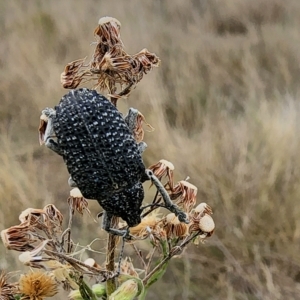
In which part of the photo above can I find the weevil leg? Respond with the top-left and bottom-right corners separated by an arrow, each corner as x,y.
145,169 -> 189,224
138,141 -> 147,154
68,177 -> 77,187
124,107 -> 139,135
42,108 -> 64,156
102,211 -> 129,237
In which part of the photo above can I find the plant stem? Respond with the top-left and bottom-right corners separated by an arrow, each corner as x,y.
105,216 -> 119,296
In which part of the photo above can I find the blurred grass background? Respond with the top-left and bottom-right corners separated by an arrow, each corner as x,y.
1,0 -> 300,299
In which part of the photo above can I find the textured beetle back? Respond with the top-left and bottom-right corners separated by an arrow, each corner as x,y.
53,88 -> 145,200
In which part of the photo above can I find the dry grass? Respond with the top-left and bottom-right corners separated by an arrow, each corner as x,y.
2,0 -> 300,299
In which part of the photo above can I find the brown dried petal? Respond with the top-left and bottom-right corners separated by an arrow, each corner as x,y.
0,271 -> 16,300
172,181 -> 197,212
148,159 -> 174,189
1,223 -> 37,252
43,204 -> 63,228
60,58 -> 86,89
194,203 -> 213,216
19,208 -> 46,225
38,115 -> 48,145
67,188 -> 91,216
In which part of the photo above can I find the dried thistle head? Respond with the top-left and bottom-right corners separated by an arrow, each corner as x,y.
94,17 -> 123,49
164,213 -> 189,239
67,188 -> 91,216
189,207 -> 215,239
148,159 -> 175,189
0,271 -> 16,300
43,204 -> 63,230
18,271 -> 58,300
61,16 -> 160,104
61,58 -> 87,89
1,223 -> 37,252
170,181 -> 198,212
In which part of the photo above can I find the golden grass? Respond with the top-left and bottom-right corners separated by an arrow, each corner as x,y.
2,0 -> 300,298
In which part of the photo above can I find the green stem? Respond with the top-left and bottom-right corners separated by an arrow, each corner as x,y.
105,216 -> 119,296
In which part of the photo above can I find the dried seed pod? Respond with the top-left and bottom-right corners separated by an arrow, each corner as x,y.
165,213 -> 189,239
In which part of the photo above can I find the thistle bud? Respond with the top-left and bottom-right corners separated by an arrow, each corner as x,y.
108,279 -> 139,300
68,289 -> 83,300
92,284 -> 106,297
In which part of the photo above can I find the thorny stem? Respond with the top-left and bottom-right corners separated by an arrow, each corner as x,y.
105,216 -> 119,296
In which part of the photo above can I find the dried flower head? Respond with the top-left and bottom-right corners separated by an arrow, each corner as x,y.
189,211 -> 215,240
148,159 -> 175,189
60,17 -> 160,104
67,188 -> 91,216
19,208 -> 46,225
94,16 -> 123,48
19,271 -> 58,300
43,204 -> 63,229
1,223 -> 37,252
170,181 -> 198,212
0,271 -> 16,300
61,58 -> 87,89
164,213 -> 189,239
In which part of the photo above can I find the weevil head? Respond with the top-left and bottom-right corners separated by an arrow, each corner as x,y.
105,182 -> 144,227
